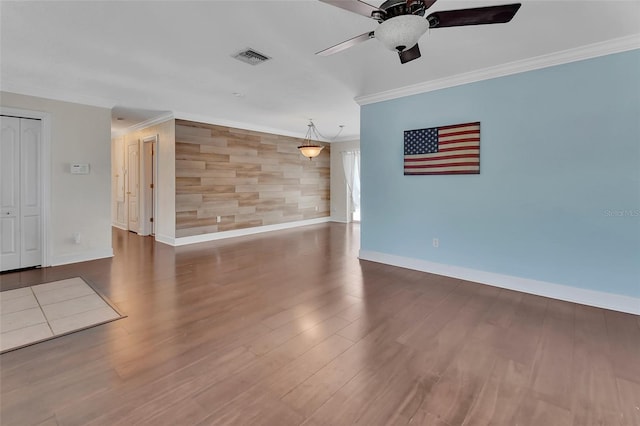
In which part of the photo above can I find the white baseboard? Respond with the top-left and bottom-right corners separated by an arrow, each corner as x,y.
161,217 -> 331,247
359,250 -> 640,315
154,233 -> 174,246
112,223 -> 127,231
51,248 -> 114,267
330,217 -> 350,224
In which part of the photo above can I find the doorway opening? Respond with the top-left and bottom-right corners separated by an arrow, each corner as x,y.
140,135 -> 157,236
341,150 -> 361,223
127,142 -> 139,233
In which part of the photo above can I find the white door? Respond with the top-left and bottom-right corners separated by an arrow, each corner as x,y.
1,116 -> 42,271
142,140 -> 155,236
1,117 -> 20,270
127,143 -> 139,232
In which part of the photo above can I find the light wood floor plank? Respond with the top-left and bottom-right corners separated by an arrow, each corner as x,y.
0,224 -> 637,426
605,310 -> 640,384
570,305 -> 625,426
530,299 -> 575,410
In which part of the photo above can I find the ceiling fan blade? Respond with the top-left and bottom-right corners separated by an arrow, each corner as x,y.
316,31 -> 375,56
427,3 -> 521,28
423,0 -> 437,10
318,0 -> 381,19
399,43 -> 421,64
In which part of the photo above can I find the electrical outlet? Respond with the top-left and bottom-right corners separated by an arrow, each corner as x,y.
432,238 -> 439,248
217,216 -> 221,223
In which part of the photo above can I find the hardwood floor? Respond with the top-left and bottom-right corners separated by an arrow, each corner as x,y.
1,223 -> 639,426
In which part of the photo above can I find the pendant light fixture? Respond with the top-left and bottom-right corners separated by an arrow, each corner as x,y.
298,120 -> 325,160
297,119 -> 345,160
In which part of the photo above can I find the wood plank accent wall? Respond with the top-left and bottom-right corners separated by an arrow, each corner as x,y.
175,120 -> 330,238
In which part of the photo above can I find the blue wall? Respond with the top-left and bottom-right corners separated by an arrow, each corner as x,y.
360,49 -> 640,298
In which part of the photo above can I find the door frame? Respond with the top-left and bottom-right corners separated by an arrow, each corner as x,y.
140,134 -> 158,236
1,106 -> 51,267
112,135 -> 128,230
127,141 -> 140,233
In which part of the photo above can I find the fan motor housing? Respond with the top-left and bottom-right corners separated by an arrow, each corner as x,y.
377,0 -> 427,21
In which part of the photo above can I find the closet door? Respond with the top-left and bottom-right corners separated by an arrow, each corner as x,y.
20,118 -> 42,268
0,116 -> 21,270
0,116 -> 42,271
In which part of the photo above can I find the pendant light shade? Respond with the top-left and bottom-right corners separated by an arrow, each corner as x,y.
298,120 -> 325,160
298,145 -> 324,159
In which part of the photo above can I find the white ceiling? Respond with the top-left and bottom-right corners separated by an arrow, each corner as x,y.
1,0 -> 639,140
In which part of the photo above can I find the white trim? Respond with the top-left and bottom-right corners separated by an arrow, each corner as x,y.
154,233 -> 174,246
112,222 -> 128,231
51,248 -> 114,267
174,111 -> 308,140
1,84 -> 116,110
111,113 -> 173,138
330,217 -> 350,224
174,113 -> 356,142
358,250 -> 640,315
355,35 -> 640,106
1,106 -> 52,267
161,217 -> 331,247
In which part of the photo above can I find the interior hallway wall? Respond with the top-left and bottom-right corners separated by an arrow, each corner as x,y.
1,91 -> 112,265
359,49 -> 640,311
174,120 -> 330,238
112,119 -> 176,242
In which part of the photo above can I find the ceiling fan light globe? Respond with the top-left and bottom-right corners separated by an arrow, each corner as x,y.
374,15 -> 429,52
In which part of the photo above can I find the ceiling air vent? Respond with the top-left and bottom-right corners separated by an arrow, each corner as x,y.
232,48 -> 271,66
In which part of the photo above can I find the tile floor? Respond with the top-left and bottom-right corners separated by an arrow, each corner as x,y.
0,277 -> 121,352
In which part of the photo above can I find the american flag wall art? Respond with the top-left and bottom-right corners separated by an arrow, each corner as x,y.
404,122 -> 480,175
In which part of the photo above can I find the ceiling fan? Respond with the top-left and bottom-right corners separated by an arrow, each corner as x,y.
317,0 -> 521,64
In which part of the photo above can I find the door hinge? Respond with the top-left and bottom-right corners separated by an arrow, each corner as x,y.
150,183 -> 154,189
150,217 -> 154,222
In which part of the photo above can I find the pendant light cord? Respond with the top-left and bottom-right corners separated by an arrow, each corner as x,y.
308,120 -> 345,142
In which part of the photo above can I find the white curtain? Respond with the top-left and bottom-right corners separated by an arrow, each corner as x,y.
341,150 -> 360,215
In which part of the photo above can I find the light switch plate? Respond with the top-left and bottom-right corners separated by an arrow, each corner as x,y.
70,163 -> 90,174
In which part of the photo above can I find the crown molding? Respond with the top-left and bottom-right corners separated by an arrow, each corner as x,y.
173,111 -> 359,142
174,111 -> 308,140
111,112 -> 174,137
0,81 -> 117,110
355,34 -> 640,106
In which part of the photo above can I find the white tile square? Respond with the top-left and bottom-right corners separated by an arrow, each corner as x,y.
33,282 -> 95,306
0,278 -> 122,352
31,277 -> 87,295
49,306 -> 120,335
0,287 -> 32,302
0,323 -> 53,352
41,293 -> 110,321
0,292 -> 39,315
31,277 -> 86,294
1,307 -> 47,333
